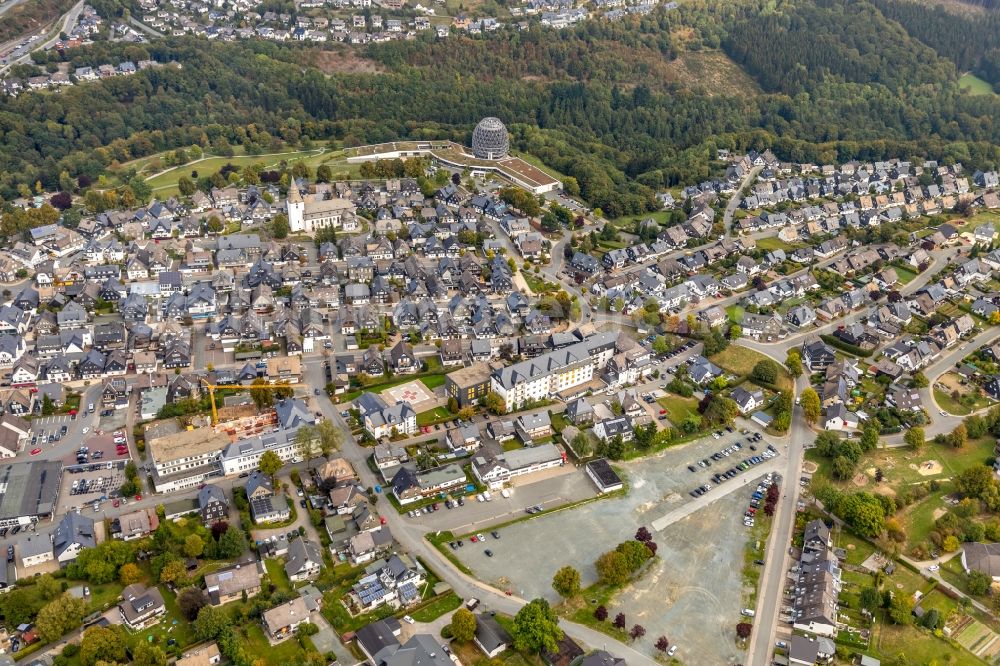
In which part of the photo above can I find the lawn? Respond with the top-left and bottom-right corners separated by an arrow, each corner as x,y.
969,211 -> 1000,227
451,635 -> 542,666
416,406 -> 451,427
144,149 -> 325,191
754,236 -> 800,252
898,489 -> 949,550
657,394 -> 700,429
875,621 -> 981,666
420,374 -> 446,390
710,345 -> 793,392
808,436 -> 995,491
893,265 -> 919,285
918,589 -> 959,618
84,581 -> 125,614
940,555 -> 983,602
125,584 -> 196,654
264,557 -> 293,593
241,623 -> 313,666
522,272 -> 559,294
934,387 -> 972,416
612,210 -> 674,228
339,372 -> 446,402
833,530 -> 877,567
563,580 -> 629,641
409,591 -> 462,622
959,72 -> 995,96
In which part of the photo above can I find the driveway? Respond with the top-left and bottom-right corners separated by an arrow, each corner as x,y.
310,613 -> 354,663
251,476 -> 322,544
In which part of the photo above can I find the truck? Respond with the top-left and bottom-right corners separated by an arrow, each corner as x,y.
465,598 -> 480,611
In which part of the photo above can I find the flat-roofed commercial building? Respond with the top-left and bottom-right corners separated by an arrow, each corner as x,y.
445,363 -> 492,407
147,423 -> 229,493
0,460 -> 62,528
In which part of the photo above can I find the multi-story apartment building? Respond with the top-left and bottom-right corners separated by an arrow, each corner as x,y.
490,331 -> 623,411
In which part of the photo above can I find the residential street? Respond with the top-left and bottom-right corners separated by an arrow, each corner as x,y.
306,364 -> 663,666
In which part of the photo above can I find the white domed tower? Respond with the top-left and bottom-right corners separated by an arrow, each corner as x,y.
471,117 -> 510,160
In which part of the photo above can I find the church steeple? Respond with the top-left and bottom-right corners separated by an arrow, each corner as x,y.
287,177 -> 303,204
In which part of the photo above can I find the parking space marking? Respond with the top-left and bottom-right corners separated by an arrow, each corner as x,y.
651,458 -> 782,532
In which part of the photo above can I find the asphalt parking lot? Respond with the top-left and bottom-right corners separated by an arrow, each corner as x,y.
56,433 -> 130,466
454,435 -> 763,664
28,415 -> 74,448
57,461 -> 130,515
408,466 -> 596,534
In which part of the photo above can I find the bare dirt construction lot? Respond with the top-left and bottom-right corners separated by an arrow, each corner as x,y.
310,47 -> 386,74
455,434 -> 756,664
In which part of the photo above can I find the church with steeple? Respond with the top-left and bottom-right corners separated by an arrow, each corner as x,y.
286,179 -> 358,234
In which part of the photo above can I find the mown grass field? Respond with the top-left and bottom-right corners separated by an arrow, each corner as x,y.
754,236 -> 802,251
711,345 -> 793,392
657,394 -> 699,428
893,265 -> 918,285
145,149 -> 325,193
959,72 -> 995,95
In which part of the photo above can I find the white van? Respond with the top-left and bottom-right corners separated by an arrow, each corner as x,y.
483,491 -> 492,501
500,489 -> 511,499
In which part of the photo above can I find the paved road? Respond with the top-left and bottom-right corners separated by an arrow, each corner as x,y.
127,15 -> 164,38
746,373 -> 809,666
739,245 -> 975,662
882,325 -> 1000,443
0,0 -> 84,76
739,246 -> 960,361
588,238 -> 875,331
301,362 -> 660,666
723,166 -> 762,238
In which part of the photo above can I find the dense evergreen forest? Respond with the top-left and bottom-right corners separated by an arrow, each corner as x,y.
872,0 -> 1000,86
3,0 -> 1000,216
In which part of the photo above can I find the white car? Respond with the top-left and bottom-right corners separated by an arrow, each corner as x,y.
667,646 -> 677,657
928,564 -> 940,572
940,410 -> 948,416
403,615 -> 415,624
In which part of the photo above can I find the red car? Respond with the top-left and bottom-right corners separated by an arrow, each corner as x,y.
113,500 -> 120,508
30,448 -> 41,456
659,409 -> 666,415
135,494 -> 142,501
470,535 -> 478,542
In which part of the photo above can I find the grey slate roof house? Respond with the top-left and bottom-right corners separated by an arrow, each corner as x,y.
284,538 -> 323,582
198,485 -> 229,525
53,512 -> 96,564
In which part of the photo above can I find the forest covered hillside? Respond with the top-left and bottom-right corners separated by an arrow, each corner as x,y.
4,0 -> 1000,215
